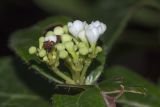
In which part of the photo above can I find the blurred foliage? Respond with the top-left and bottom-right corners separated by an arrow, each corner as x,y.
0,0 -> 160,107
33,0 -> 160,51
0,57 -> 51,107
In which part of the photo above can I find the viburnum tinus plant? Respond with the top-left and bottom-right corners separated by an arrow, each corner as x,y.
29,20 -> 106,85
9,17 -> 146,107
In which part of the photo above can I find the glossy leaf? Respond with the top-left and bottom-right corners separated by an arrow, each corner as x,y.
85,48 -> 106,84
0,57 -> 51,107
53,88 -> 106,107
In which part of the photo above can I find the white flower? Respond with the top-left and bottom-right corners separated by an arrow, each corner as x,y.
85,26 -> 99,44
68,20 -> 106,43
45,36 -> 57,42
91,21 -> 106,35
68,20 -> 84,37
68,20 -> 88,41
85,21 -> 106,43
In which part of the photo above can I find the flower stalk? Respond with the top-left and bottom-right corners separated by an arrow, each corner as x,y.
51,66 -> 76,84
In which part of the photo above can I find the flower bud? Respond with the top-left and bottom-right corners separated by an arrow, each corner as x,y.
29,46 -> 36,54
39,36 -> 45,42
52,55 -> 56,59
65,41 -> 74,51
96,46 -> 102,53
78,42 -> 86,48
39,49 -> 46,57
61,34 -> 72,42
79,47 -> 88,55
45,31 -> 54,37
43,56 -> 49,62
59,50 -> 68,59
56,43 -> 65,51
39,37 -> 45,49
54,26 -> 64,35
63,25 -> 68,33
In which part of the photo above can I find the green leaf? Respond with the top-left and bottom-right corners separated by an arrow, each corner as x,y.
9,16 -> 72,84
102,66 -> 160,107
0,57 -> 51,107
53,88 -> 106,107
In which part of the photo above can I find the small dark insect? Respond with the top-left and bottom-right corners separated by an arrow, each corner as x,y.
43,35 -> 61,52
43,24 -> 62,52
43,41 -> 54,52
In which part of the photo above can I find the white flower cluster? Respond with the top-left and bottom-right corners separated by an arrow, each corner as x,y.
68,20 -> 107,44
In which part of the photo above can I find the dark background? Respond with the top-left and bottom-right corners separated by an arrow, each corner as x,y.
0,0 -> 160,84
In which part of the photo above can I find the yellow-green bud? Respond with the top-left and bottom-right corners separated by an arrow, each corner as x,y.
96,46 -> 102,53
79,47 -> 88,55
29,46 -> 37,54
61,34 -> 72,42
45,31 -> 54,37
63,25 -> 68,33
39,36 -> 45,42
39,37 -> 45,49
39,49 -> 46,57
56,43 -> 65,51
59,50 -> 68,59
43,56 -> 48,62
54,26 -> 64,35
65,41 -> 74,51
52,55 -> 56,59
78,42 -> 86,48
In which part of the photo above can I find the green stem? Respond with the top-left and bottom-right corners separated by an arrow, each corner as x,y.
66,57 -> 76,81
80,59 -> 92,84
51,66 -> 76,84
75,71 -> 81,83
